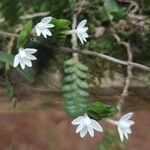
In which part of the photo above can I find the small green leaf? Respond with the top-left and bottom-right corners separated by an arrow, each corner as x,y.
5,72 -> 15,98
51,18 -> 71,29
63,83 -> 77,92
77,79 -> 89,89
64,74 -> 76,82
77,70 -> 88,79
86,102 -> 118,120
17,20 -> 33,47
77,89 -> 89,97
100,0 -> 126,22
16,67 -> 35,82
64,58 -> 76,66
64,66 -> 75,74
77,63 -> 89,72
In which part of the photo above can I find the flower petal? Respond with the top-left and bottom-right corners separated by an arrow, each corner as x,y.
76,123 -> 84,133
126,128 -> 132,134
44,24 -> 54,28
118,127 -> 124,142
77,20 -> 87,28
13,54 -> 20,67
120,112 -> 133,121
91,120 -> 103,132
78,27 -> 88,32
80,127 -> 88,138
127,120 -> 135,126
83,32 -> 89,38
43,29 -> 52,36
42,31 -> 47,38
87,126 -> 94,137
25,48 -> 37,54
20,58 -> 25,70
41,16 -> 52,24
71,116 -> 84,125
124,132 -> 128,139
35,26 -> 41,36
77,33 -> 84,44
25,54 -> 37,60
23,58 -> 32,67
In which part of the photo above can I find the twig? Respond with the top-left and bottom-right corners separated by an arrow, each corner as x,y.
71,0 -> 85,57
0,30 -> 150,72
113,33 -> 133,114
20,12 -> 50,20
71,14 -> 78,57
0,31 -> 19,37
127,0 -> 150,30
59,47 -> 150,71
0,12 -> 50,23
5,36 -> 17,108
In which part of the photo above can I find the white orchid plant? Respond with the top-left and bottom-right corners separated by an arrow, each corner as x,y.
12,16 -> 135,142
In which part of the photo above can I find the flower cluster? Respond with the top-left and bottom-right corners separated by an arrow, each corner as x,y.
13,16 -> 88,69
72,112 -> 134,142
12,16 -> 135,143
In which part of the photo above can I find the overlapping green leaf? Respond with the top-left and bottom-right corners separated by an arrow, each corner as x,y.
17,20 -> 33,48
86,102 -> 118,120
100,0 -> 126,22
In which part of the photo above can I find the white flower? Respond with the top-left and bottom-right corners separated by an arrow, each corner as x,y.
13,48 -> 37,70
35,16 -> 54,38
117,112 -> 135,142
71,114 -> 103,138
70,19 -> 89,44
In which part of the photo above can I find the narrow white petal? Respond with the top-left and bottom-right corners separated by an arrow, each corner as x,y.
42,30 -> 48,38
83,32 -> 89,38
35,26 -> 41,36
80,127 -> 88,138
23,58 -> 32,67
44,24 -> 54,28
87,126 -> 94,137
126,128 -> 132,134
43,29 -> 52,36
91,120 -> 103,132
82,37 -> 87,42
77,33 -> 84,44
76,123 -> 84,133
49,24 -> 54,28
71,116 -> 84,125
20,59 -> 25,70
13,54 -> 20,67
26,54 -> 37,60
25,48 -> 37,54
41,16 -> 52,24
120,112 -> 133,121
79,27 -> 88,32
124,132 -> 128,139
128,120 -> 135,126
77,20 -> 87,28
118,127 -> 124,142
